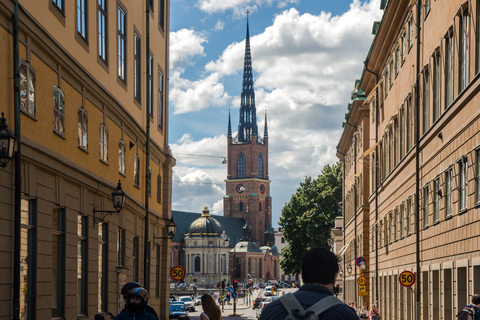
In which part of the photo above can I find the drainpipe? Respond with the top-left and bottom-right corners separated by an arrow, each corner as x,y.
144,0 -> 151,289
364,60 -> 379,304
415,1 -> 422,319
13,1 -> 21,320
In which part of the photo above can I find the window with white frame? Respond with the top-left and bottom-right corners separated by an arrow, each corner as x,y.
134,153 -> 140,187
394,208 -> 398,241
117,6 -> 126,82
445,168 -> 452,217
459,9 -> 469,92
20,61 -> 36,118
99,124 -> 108,163
98,0 -> 107,62
76,0 -> 87,40
406,97 -> 412,151
408,16 -> 414,49
400,106 -> 404,159
406,198 -> 411,235
445,29 -> 454,107
401,31 -> 406,63
384,69 -> 388,98
118,140 -> 126,175
395,46 -> 399,76
459,157 -> 468,211
399,204 -> 404,238
77,107 -> 88,150
423,185 -> 429,227
422,67 -> 430,134
433,51 -> 441,122
433,178 -> 440,222
53,86 -> 65,136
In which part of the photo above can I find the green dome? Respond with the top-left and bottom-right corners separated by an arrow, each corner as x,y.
185,206 -> 225,238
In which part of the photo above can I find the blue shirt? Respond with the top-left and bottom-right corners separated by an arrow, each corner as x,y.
259,284 -> 359,320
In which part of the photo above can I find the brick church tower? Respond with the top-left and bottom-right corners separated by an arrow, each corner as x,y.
223,14 -> 273,247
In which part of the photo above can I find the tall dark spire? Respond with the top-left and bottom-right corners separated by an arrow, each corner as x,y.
264,109 -> 268,138
227,109 -> 232,138
238,10 -> 258,142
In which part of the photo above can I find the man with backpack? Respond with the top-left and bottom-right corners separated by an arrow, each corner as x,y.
458,294 -> 480,320
259,247 -> 359,320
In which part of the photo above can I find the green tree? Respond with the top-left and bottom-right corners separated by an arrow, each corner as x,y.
279,162 -> 342,276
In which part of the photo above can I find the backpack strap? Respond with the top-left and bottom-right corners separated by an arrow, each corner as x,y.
279,293 -> 306,316
279,293 -> 344,319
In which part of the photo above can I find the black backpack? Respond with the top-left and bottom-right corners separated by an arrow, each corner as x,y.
457,305 -> 480,320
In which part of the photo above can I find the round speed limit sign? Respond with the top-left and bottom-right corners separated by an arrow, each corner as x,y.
399,271 -> 415,287
170,266 -> 186,281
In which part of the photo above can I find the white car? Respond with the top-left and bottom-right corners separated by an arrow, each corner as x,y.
256,300 -> 271,319
194,295 -> 202,306
179,296 -> 196,312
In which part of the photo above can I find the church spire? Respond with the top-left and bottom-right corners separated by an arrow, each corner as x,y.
237,10 -> 258,142
264,109 -> 268,138
227,109 -> 232,138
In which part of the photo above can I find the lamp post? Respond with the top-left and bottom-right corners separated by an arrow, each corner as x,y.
347,263 -> 353,275
93,181 -> 126,225
0,113 -> 16,168
153,217 -> 177,242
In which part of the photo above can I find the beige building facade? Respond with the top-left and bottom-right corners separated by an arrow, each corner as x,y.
0,1 -> 174,319
337,0 -> 480,319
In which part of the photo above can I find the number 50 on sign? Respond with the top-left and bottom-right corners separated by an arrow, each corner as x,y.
171,266 -> 186,281
399,271 -> 415,287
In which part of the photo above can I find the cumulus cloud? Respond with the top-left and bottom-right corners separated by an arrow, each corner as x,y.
170,29 -> 207,72
196,0 -> 298,14
215,21 -> 225,31
169,0 -> 383,218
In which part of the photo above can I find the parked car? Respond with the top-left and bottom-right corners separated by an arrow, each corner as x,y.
178,283 -> 188,290
252,297 -> 266,309
169,302 -> 189,320
256,300 -> 271,319
194,295 -> 202,306
178,296 -> 196,312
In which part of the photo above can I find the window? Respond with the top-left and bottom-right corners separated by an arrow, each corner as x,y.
98,223 -> 108,313
52,208 -> 65,318
394,208 -> 398,241
53,86 -> 65,136
118,140 -> 126,175
117,6 -> 126,82
117,228 -> 126,267
445,29 -> 454,107
77,214 -> 88,316
389,128 -> 393,173
159,0 -> 165,30
76,0 -> 87,40
20,199 -> 36,320
77,107 -> 88,150
433,51 -> 441,122
157,174 -> 162,203
100,124 -> 108,163
134,32 -> 141,102
399,204 -> 404,238
240,202 -> 244,212
445,168 -> 453,217
383,69 -> 388,98
423,186 -> 429,227
425,0 -> 431,14
406,97 -> 412,151
379,220 -> 383,247
98,0 -> 108,62
394,119 -> 398,166
258,153 -> 263,178
133,236 -> 139,281
158,70 -> 164,128
237,152 -> 246,178
52,0 -> 63,12
156,244 -> 161,297
134,154 -> 140,187
389,60 -> 394,88
433,178 -> 440,222
389,213 -> 393,244
406,199 -> 411,235
459,10 -> 469,92
148,54 -> 153,116
194,256 -> 201,272
400,106 -> 404,159
395,46 -> 399,76
20,62 -> 36,118
401,32 -> 406,63
459,157 -> 468,211
408,16 -> 414,49
477,0 -> 480,74
476,148 -> 480,203
423,67 -> 430,134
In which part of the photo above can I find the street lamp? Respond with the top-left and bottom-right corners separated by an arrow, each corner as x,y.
93,181 -> 126,224
347,263 -> 353,274
0,113 -> 16,168
153,217 -> 177,241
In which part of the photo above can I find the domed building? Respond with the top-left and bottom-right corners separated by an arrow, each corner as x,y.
182,207 -> 232,287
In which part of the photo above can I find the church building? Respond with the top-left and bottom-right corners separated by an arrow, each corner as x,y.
170,15 -> 279,287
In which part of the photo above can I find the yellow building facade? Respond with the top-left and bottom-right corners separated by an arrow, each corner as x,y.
0,0 -> 174,319
337,0 -> 480,319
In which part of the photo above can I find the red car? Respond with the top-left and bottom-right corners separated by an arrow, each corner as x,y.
252,297 -> 266,309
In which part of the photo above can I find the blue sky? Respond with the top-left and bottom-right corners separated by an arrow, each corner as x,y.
168,0 -> 383,226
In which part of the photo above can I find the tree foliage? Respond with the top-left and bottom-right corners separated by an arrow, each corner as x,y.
278,162 -> 342,276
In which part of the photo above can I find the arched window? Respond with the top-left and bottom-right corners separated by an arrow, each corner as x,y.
194,256 -> 201,272
240,202 -> 244,212
258,153 -> 263,178
237,153 -> 245,178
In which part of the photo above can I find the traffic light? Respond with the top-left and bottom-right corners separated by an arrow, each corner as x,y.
233,279 -> 238,290
221,280 -> 225,289
248,281 -> 252,288
332,284 -> 340,296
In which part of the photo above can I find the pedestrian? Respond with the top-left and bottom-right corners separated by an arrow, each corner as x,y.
348,301 -> 357,315
114,287 -> 156,320
457,294 -> 480,320
201,294 -> 223,320
259,247 -> 359,320
359,302 -> 369,319
119,282 -> 159,320
370,304 -> 380,320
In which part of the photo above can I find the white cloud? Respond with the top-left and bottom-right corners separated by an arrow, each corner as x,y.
169,0 -> 383,220
196,0 -> 298,14
170,29 -> 207,72
215,21 -> 225,31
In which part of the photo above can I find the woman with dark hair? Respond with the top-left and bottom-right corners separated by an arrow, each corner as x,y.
200,294 -> 222,320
